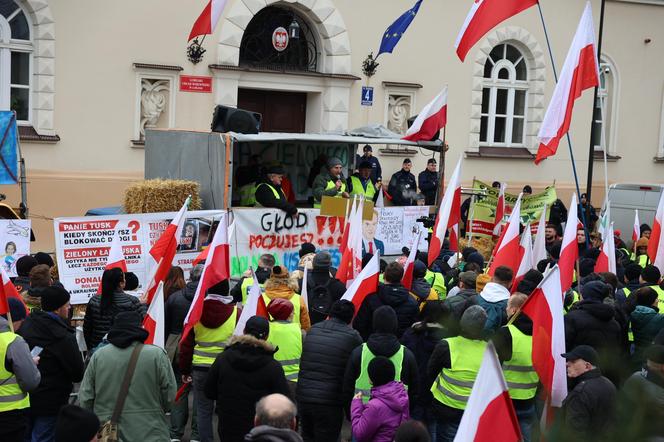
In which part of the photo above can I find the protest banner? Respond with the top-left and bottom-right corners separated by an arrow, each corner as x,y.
0,220 -> 31,277
54,210 -> 224,304
467,180 -> 557,238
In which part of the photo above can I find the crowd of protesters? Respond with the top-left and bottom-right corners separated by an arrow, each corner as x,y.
3,183 -> 664,442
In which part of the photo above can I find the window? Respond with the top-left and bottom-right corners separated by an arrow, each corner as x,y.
592,60 -> 613,151
480,43 -> 528,147
0,0 -> 32,123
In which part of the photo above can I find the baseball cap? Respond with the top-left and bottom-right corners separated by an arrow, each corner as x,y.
561,345 -> 599,366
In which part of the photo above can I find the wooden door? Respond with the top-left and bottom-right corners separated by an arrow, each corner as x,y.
238,89 -> 307,133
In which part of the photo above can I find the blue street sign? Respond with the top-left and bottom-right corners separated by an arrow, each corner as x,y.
361,86 -> 374,106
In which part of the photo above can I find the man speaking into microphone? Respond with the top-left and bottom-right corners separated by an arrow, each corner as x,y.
312,157 -> 350,209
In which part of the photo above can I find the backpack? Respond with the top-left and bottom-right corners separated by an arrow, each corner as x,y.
307,277 -> 334,316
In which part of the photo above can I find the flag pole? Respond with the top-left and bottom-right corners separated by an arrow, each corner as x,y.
435,126 -> 447,208
537,1 -> 591,241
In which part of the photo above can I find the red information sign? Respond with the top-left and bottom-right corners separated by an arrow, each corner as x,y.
180,75 -> 213,93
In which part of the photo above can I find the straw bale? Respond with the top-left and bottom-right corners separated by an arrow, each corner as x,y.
123,179 -> 202,213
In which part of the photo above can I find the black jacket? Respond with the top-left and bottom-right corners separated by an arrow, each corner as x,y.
558,369 -> 616,441
401,322 -> 450,408
18,311 -> 84,415
255,181 -> 297,216
618,368 -> 664,440
549,198 -> 568,226
296,318 -> 362,406
164,280 -> 198,337
354,283 -> 419,341
204,335 -> 291,441
388,170 -> 417,206
231,267 -> 272,303
82,291 -> 145,350
299,269 -> 347,325
418,169 -> 438,205
343,332 -> 419,411
443,289 -> 478,335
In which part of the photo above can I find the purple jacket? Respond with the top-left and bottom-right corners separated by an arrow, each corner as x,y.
351,381 -> 410,442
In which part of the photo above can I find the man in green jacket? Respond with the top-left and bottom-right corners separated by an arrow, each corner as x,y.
79,311 -> 176,442
312,158 -> 349,208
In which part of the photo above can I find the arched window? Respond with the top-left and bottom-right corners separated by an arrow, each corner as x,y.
0,0 -> 32,122
239,6 -> 318,72
480,43 -> 528,147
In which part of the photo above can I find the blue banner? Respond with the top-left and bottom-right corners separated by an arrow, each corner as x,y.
0,111 -> 18,185
377,0 -> 423,56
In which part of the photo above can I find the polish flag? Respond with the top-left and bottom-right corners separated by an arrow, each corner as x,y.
233,268 -> 268,336
403,87 -> 447,142
632,209 -> 640,251
428,158 -> 462,266
337,198 -> 364,285
492,183 -> 506,238
301,266 -> 309,310
143,281 -> 165,349
488,194 -> 523,276
535,2 -> 600,164
455,0 -> 538,62
144,198 -> 190,304
341,253 -> 380,314
521,266 -> 568,407
339,198 -> 355,255
188,0 -> 228,41
648,190 -> 664,270
0,265 -> 27,317
595,222 -> 616,274
402,230 -> 423,290
513,223 -> 534,291
182,212 -> 231,340
375,187 -> 385,208
558,194 -> 579,293
532,205 -> 548,267
453,342 -> 522,442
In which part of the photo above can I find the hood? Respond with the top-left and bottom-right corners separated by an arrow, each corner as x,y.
631,305 -> 659,325
19,310 -> 71,346
244,425 -> 303,442
411,279 -> 431,300
201,299 -> 236,329
574,300 -> 617,321
367,332 -> 401,357
378,284 -> 412,307
480,282 -> 510,303
455,288 -> 478,299
371,381 -> 410,414
183,281 -> 199,301
224,334 -> 277,371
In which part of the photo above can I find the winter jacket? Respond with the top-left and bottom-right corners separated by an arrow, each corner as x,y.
351,381 -> 410,442
255,181 -> 297,215
203,335 -> 291,442
82,291 -> 145,350
264,284 -> 311,331
354,283 -> 419,340
164,280 -> 198,337
245,425 -> 304,442
558,369 -> 616,441
17,311 -> 84,415
178,297 -> 240,375
401,322 -> 451,407
410,278 -> 438,310
343,332 -> 419,410
477,283 -> 510,334
299,268 -> 347,325
22,285 -> 48,313
312,170 -> 346,204
630,305 -> 664,368
0,316 -> 40,393
388,170 -> 417,206
296,318 -> 362,406
231,267 -> 271,303
615,280 -> 642,307
78,341 -> 177,442
346,173 -> 379,202
418,169 -> 438,206
618,368 -> 664,440
444,288 -> 478,334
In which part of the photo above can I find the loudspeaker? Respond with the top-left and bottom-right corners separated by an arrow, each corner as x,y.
211,105 -> 262,134
406,115 -> 440,142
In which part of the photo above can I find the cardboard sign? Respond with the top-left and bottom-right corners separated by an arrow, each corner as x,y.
180,75 -> 212,93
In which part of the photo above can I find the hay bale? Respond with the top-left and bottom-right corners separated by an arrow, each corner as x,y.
123,179 -> 202,213
459,236 -> 496,261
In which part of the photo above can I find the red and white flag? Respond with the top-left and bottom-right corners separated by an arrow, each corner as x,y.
402,230 -> 423,290
143,281 -> 165,349
521,266 -> 568,407
341,253 -> 380,313
0,265 -> 26,317
532,205 -> 548,267
453,342 -> 522,442
375,187 -> 385,208
337,198 -> 364,285
558,194 -> 579,293
233,268 -> 268,336
188,0 -> 228,41
339,199 -> 355,255
632,209 -> 640,250
595,222 -> 616,274
403,86 -> 447,142
455,0 -> 538,62
105,229 -> 127,272
535,2 -> 600,164
513,223 -> 534,290
144,198 -> 190,304
301,266 -> 309,310
648,190 -> 664,270
489,194 -> 523,276
182,212 -> 231,340
492,183 -> 507,238
428,158 -> 462,266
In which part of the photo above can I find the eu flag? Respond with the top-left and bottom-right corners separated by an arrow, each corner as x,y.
377,0 -> 423,56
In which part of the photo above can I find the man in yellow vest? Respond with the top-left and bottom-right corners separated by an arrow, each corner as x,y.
428,305 -> 488,442
236,154 -> 261,206
231,254 -> 275,305
0,308 -> 40,441
255,165 -> 298,216
312,157 -> 349,209
492,293 -> 539,442
633,237 -> 651,268
641,265 -> 664,310
347,161 -> 379,202
179,287 -> 239,442
266,298 -> 302,398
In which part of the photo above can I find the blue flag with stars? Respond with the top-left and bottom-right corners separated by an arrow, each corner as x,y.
377,0 -> 423,56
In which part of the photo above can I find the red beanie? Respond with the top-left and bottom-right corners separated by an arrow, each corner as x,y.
268,298 -> 294,321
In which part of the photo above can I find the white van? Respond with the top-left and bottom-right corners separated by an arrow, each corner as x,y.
607,183 -> 663,247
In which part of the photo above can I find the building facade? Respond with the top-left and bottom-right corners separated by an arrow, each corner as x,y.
2,0 -> 664,250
